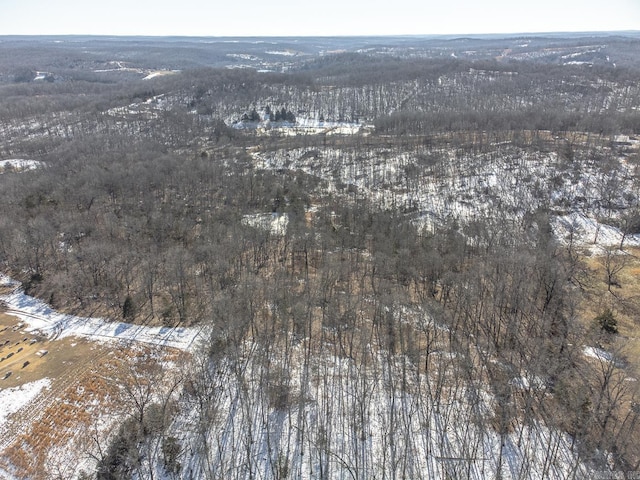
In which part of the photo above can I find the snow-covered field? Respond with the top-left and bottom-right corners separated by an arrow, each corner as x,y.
232,118 -> 365,135
265,50 -> 298,56
142,70 -> 179,80
0,275 -> 201,351
0,378 -> 50,429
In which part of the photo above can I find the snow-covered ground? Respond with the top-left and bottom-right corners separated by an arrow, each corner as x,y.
0,274 -> 196,480
552,212 -> 640,249
232,117 -> 364,135
170,341 -> 590,480
142,70 -> 179,80
0,378 -> 50,429
242,212 -> 289,236
582,346 -> 620,366
265,50 -> 298,56
0,289 -> 604,479
253,143 -> 640,248
0,159 -> 43,173
0,275 -> 201,351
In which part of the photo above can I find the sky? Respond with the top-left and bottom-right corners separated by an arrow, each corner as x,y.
0,0 -> 638,37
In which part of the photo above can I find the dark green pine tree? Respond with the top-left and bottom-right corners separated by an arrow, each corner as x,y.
122,295 -> 136,321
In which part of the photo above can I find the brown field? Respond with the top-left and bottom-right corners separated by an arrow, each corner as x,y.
580,247 -> 640,378
0,313 -> 106,389
0,310 -> 187,479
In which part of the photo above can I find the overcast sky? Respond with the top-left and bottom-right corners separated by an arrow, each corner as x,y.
1,0 -> 639,36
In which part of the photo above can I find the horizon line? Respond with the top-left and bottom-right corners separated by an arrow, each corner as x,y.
0,30 -> 639,40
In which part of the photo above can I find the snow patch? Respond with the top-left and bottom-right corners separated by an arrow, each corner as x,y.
265,50 -> 297,56
241,212 -> 289,236
226,53 -> 260,61
0,378 -> 51,429
0,159 -> 43,173
142,70 -> 179,80
552,212 -> 640,248
509,375 -> 546,391
232,117 -> 363,136
584,346 -> 614,363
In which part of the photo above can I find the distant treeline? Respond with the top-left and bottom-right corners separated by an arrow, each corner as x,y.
374,108 -> 640,136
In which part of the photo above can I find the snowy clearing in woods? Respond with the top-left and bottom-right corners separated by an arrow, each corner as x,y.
241,212 -> 289,236
0,159 -> 43,173
552,212 -> 640,249
232,118 -> 365,135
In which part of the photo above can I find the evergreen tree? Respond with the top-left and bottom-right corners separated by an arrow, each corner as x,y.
595,308 -> 618,334
123,295 -> 136,321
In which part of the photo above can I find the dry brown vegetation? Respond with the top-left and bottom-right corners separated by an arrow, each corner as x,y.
0,312 -> 187,479
580,247 -> 640,377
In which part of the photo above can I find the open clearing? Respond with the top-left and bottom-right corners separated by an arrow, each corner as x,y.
580,247 -> 640,378
0,307 -> 188,479
0,313 -> 100,389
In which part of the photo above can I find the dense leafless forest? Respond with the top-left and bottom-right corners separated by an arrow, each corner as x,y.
1,34 -> 640,479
